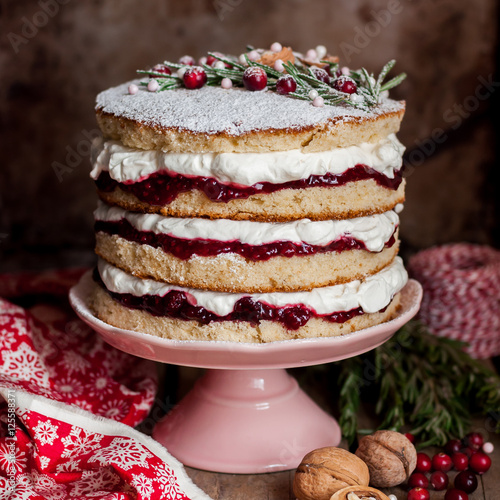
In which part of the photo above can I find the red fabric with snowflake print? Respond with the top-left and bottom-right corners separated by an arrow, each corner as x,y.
0,269 -> 211,500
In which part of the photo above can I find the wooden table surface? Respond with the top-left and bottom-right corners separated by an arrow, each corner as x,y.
169,366 -> 500,500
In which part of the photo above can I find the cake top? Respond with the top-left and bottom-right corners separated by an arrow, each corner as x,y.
96,82 -> 405,136
95,43 -> 406,153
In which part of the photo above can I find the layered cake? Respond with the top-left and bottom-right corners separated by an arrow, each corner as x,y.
89,44 -> 409,342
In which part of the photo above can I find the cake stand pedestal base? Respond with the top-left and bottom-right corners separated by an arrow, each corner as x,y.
153,368 -> 340,473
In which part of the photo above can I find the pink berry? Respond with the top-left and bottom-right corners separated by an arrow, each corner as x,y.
221,78 -> 232,89
404,433 -> 416,444
183,66 -> 207,89
469,451 -> 491,474
247,50 -> 260,61
407,487 -> 430,500
311,66 -> 330,84
430,471 -> 448,491
274,59 -> 285,72
242,67 -> 267,91
276,75 -> 297,95
206,52 -> 232,68
152,64 -> 171,75
454,470 -> 478,493
270,42 -> 282,52
445,439 -> 462,455
178,55 -> 194,66
333,75 -> 357,94
432,452 -> 452,472
408,472 -> 429,489
463,432 -> 484,450
452,452 -> 468,471
445,490 -> 468,500
415,453 -> 432,473
482,442 -> 494,453
147,79 -> 159,92
312,96 -> 324,107
305,48 -> 317,60
128,84 -> 139,95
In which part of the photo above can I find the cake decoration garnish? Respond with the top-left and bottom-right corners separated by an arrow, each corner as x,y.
135,43 -> 406,111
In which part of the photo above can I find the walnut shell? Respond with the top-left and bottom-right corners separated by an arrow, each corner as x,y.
355,430 -> 417,488
294,447 -> 370,500
330,485 -> 390,500
257,46 -> 295,67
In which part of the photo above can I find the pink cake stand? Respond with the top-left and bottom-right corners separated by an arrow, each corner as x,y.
70,273 -> 422,474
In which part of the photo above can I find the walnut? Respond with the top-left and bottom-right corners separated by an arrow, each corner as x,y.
330,485 -> 390,500
293,447 -> 370,500
257,46 -> 295,67
355,430 -> 417,487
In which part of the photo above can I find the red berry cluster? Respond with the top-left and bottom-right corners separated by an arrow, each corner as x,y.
406,432 -> 492,500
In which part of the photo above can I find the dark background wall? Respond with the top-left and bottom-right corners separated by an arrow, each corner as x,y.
1,0 -> 498,271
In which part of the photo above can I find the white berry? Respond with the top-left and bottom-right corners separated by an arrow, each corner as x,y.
315,45 -> 327,59
394,203 -> 404,213
350,93 -> 364,103
380,90 -> 390,99
388,495 -> 398,500
341,66 -> 350,75
177,67 -> 187,78
306,48 -> 317,60
312,96 -> 324,107
483,442 -> 494,454
147,79 -> 159,92
270,42 -> 282,53
274,59 -> 285,72
239,54 -> 248,65
221,78 -> 232,89
308,89 -> 319,99
214,61 -> 225,69
248,50 -> 260,61
128,84 -> 139,95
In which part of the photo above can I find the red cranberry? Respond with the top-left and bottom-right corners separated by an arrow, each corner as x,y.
445,490 -> 468,500
178,55 -> 195,66
311,66 -> 330,84
462,446 -> 478,458
152,64 -> 171,75
415,452 -> 432,473
432,452 -> 452,472
335,68 -> 343,78
452,452 -> 468,471
430,470 -> 448,491
404,432 -> 416,444
276,75 -> 297,95
332,75 -> 357,94
183,67 -> 207,89
445,439 -> 463,455
206,52 -> 232,68
408,472 -> 429,489
463,432 -> 484,450
469,451 -> 491,474
407,488 -> 430,500
454,470 -> 478,493
242,67 -> 267,91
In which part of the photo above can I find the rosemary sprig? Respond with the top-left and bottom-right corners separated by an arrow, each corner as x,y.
136,52 -> 406,110
334,321 -> 500,447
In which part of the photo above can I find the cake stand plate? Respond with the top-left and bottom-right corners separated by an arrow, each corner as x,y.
70,274 -> 422,473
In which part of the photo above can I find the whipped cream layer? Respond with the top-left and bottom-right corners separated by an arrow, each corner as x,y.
98,257 -> 408,315
91,134 -> 405,186
95,201 -> 399,252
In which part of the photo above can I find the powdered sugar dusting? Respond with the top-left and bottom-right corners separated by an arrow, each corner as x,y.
96,79 -> 404,136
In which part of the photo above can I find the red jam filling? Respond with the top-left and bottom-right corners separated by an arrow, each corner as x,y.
95,219 -> 396,261
93,271 -> 365,330
95,164 -> 402,205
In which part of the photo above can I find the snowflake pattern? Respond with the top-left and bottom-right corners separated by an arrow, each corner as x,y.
54,376 -> 84,399
61,427 -> 103,459
88,438 -> 153,471
156,463 -> 185,500
97,399 -> 130,421
0,441 -> 28,473
37,455 -> 50,470
33,420 -> 59,446
58,350 -> 90,375
132,473 -> 154,497
70,467 -> 120,496
55,457 -> 81,473
1,342 -> 51,388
